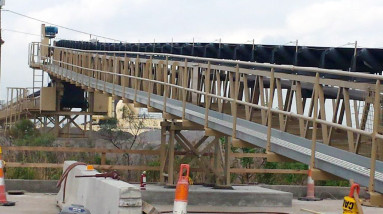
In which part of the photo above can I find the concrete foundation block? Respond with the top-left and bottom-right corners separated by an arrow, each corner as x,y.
141,184 -> 292,207
259,184 -> 369,199
57,161 -> 142,214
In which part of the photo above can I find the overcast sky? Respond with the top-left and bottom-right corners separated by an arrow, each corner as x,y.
1,0 -> 383,100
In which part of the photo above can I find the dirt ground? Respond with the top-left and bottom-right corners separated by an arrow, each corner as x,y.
0,193 -> 59,214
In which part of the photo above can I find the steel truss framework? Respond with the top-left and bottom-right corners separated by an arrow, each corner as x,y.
0,84 -> 100,138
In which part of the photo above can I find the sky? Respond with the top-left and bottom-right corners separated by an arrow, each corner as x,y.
1,0 -> 383,100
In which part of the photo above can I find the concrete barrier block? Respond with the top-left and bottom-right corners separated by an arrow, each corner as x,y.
57,161 -> 142,214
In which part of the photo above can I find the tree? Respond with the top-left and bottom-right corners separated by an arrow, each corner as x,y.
98,117 -> 132,150
120,105 -> 147,150
98,105 -> 147,166
9,119 -> 38,140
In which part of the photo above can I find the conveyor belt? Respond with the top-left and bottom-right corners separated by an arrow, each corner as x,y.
55,40 -> 383,76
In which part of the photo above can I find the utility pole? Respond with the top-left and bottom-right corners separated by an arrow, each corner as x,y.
0,4 -> 2,102
0,0 -> 5,103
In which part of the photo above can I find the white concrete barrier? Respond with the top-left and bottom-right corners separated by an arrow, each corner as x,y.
57,161 -> 142,214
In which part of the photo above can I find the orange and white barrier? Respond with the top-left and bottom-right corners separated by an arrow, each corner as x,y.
173,164 -> 190,214
298,168 -> 321,201
306,169 -> 315,198
0,146 -> 15,206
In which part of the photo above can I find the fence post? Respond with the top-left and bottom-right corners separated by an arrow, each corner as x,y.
160,124 -> 166,184
101,152 -> 106,165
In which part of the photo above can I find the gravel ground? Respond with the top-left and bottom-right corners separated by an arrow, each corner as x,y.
1,193 -> 382,214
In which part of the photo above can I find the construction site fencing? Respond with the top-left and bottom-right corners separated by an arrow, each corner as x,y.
1,145 -> 310,183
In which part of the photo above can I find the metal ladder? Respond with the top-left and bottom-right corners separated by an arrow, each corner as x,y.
32,69 -> 44,97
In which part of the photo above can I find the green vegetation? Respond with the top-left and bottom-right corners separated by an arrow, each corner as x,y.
5,119 -> 115,180
6,119 -> 61,180
317,180 -> 349,187
9,119 -> 38,140
232,145 -> 308,185
146,160 -> 160,182
255,162 -> 308,185
231,143 -> 344,186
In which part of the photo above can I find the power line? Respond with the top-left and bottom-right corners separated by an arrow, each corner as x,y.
2,9 -> 378,51
2,28 -> 66,40
2,9 -> 125,43
2,28 -> 40,37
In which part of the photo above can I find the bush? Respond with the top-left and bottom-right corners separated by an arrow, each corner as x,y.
255,162 -> 308,185
9,119 -> 38,140
5,119 -> 60,180
146,160 -> 160,182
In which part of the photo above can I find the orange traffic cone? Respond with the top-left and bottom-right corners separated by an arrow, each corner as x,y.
173,164 -> 190,214
298,168 -> 322,201
0,146 -> 15,206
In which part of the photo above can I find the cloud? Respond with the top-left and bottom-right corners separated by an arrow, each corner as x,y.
1,0 -> 383,99
284,0 -> 383,46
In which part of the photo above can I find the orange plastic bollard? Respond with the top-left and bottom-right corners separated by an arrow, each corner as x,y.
173,164 -> 190,214
0,147 -> 15,206
298,168 -> 322,201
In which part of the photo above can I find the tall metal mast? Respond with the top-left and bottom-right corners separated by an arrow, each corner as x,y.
0,0 -> 5,102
